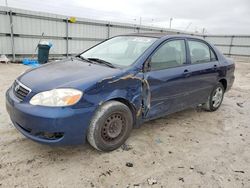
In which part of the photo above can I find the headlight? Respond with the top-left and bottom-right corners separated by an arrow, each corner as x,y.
30,88 -> 83,107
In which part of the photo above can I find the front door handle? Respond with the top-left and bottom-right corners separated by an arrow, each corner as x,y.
213,64 -> 218,70
183,69 -> 191,77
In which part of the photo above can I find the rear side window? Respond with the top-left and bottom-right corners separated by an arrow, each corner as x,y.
188,40 -> 217,64
150,40 -> 186,70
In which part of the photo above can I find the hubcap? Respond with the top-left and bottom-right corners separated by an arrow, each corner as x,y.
212,87 -> 223,108
101,113 -> 125,142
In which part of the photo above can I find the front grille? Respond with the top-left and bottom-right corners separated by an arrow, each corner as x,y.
13,80 -> 31,101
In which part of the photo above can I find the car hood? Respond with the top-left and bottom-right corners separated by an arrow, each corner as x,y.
18,58 -> 122,92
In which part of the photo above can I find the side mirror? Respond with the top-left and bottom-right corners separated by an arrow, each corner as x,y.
143,58 -> 151,72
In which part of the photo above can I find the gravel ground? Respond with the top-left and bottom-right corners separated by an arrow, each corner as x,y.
0,61 -> 249,188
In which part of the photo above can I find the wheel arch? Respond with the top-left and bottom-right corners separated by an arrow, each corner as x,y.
107,97 -> 137,127
218,78 -> 227,91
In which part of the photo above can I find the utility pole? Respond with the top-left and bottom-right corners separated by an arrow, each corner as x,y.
202,28 -> 206,34
185,22 -> 192,31
5,0 -> 8,7
139,17 -> 142,27
151,18 -> 154,27
169,17 -> 173,29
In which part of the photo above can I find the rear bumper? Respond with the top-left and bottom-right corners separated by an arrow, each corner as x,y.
226,74 -> 235,92
6,88 -> 96,145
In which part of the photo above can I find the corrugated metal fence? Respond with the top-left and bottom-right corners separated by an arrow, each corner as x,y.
0,6 -> 250,61
0,6 -> 180,61
204,35 -> 250,58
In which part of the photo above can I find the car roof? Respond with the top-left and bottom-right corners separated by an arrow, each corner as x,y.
121,32 -> 202,40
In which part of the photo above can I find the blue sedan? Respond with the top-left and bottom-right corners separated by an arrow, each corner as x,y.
6,33 -> 235,151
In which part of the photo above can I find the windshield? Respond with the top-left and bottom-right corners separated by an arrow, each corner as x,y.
80,36 -> 157,67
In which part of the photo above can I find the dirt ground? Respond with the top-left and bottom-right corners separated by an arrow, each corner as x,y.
0,61 -> 249,188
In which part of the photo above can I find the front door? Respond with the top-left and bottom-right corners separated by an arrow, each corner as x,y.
143,39 -> 192,119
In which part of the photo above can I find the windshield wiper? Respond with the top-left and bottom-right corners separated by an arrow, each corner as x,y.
75,56 -> 93,64
87,58 -> 116,68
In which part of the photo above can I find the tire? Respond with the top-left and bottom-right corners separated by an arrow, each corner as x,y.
203,82 -> 225,111
87,101 -> 133,151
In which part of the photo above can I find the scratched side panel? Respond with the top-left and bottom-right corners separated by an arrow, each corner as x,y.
143,66 -> 195,120
83,71 -> 144,126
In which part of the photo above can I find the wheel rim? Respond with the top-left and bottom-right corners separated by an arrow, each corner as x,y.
101,113 -> 126,142
212,87 -> 223,108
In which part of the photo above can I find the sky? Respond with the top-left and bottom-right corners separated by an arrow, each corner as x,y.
0,0 -> 250,34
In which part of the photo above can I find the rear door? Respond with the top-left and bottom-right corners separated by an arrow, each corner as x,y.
143,39 -> 193,119
184,39 -> 220,106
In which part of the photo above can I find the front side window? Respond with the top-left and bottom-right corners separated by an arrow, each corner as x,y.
80,36 -> 157,67
150,40 -> 186,70
188,40 -> 217,64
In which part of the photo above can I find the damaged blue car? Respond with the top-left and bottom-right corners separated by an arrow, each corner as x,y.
6,33 -> 235,151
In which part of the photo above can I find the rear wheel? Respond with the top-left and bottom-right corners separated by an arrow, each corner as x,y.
203,82 -> 225,111
87,101 -> 133,151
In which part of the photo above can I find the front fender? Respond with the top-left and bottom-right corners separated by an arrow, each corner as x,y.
84,72 -> 144,126
101,73 -> 143,114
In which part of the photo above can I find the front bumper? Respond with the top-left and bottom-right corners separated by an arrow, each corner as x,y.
5,88 -> 96,145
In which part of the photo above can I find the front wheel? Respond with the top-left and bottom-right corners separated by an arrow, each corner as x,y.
87,101 -> 133,151
203,83 -> 225,111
